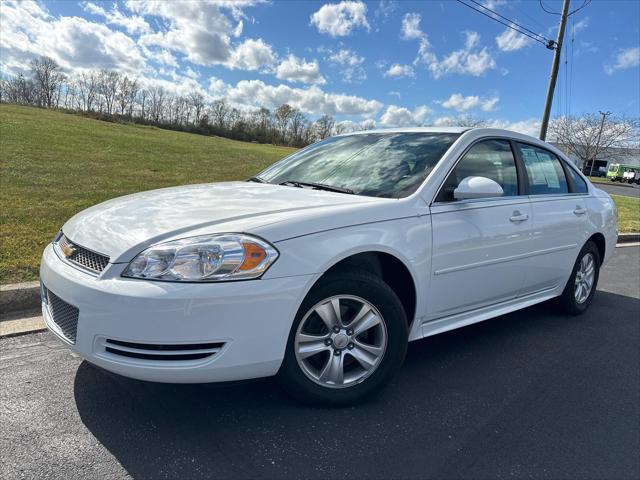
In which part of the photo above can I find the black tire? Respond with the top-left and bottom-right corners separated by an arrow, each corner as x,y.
277,269 -> 408,405
558,241 -> 601,315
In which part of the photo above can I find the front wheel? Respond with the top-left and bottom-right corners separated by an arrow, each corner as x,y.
277,270 -> 408,405
558,241 -> 601,315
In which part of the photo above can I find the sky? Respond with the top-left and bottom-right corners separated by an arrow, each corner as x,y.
1,0 -> 639,135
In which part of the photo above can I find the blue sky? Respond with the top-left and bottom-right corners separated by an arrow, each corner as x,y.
1,0 -> 638,134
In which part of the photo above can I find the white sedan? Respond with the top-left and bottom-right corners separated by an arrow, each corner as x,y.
40,128 -> 617,404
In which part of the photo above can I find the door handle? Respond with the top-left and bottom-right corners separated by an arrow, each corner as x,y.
573,206 -> 586,216
509,211 -> 529,223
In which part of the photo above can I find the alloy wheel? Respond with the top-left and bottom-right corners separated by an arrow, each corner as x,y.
574,252 -> 596,304
294,295 -> 387,389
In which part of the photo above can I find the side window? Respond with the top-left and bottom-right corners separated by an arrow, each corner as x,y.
565,165 -> 588,193
437,139 -> 518,202
516,143 -> 569,195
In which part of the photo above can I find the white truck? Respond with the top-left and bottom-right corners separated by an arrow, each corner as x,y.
622,170 -> 640,184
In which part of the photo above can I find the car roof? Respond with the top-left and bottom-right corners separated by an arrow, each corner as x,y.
333,127 -> 573,160
337,127 -> 470,135
338,127 -> 547,146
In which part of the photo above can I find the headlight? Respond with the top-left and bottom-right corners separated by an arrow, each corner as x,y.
122,234 -> 278,282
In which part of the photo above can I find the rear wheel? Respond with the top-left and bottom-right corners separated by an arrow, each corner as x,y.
277,270 -> 407,405
558,241 -> 600,315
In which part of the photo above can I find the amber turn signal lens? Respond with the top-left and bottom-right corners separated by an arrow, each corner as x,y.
239,242 -> 267,271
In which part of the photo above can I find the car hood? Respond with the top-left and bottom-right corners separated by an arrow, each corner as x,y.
62,182 -> 378,263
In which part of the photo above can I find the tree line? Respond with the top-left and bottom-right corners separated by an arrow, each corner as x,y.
0,56 -> 350,147
1,56 -> 636,159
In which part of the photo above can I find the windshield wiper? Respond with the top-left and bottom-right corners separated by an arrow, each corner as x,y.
247,176 -> 268,183
279,180 -> 354,195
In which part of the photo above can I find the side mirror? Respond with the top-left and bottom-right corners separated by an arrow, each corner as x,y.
454,176 -> 504,200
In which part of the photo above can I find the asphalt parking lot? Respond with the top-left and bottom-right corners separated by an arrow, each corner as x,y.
1,247 -> 638,480
596,181 -> 640,198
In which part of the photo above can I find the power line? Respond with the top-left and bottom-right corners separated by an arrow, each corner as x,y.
455,0 -> 553,48
539,0 -> 561,15
466,0 -> 548,41
540,0 -> 592,17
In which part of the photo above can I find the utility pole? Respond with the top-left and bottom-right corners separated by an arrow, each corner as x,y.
589,110 -> 612,177
539,0 -> 571,141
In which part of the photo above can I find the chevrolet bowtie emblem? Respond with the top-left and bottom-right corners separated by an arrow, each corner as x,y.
61,243 -> 76,257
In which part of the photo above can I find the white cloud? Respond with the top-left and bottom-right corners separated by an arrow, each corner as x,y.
276,54 -> 326,84
374,0 -> 397,21
379,105 -> 431,126
419,31 -> 496,78
83,2 -> 150,35
325,48 -> 366,82
496,26 -> 532,52
149,49 -> 179,67
441,93 -> 499,112
228,38 -> 277,71
310,1 -> 370,37
486,118 -> 540,137
573,18 -> 589,33
130,0 -> 274,72
482,0 -> 507,9
0,1 -> 146,75
210,77 -> 383,117
384,63 -> 415,78
604,47 -> 640,75
401,12 -> 423,40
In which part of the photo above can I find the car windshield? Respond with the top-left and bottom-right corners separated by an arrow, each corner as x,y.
257,132 -> 460,198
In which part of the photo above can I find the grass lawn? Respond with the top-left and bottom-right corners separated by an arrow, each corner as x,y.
0,105 -> 294,283
611,195 -> 640,233
587,176 -> 610,184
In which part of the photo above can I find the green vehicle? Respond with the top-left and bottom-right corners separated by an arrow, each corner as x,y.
606,163 -> 639,182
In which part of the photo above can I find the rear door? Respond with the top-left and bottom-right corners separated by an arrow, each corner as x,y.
427,138 -> 533,319
514,142 -> 589,295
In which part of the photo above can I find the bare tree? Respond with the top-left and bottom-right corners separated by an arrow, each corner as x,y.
550,114 -> 638,170
210,99 -> 228,129
148,86 -> 166,123
1,54 -> 321,148
138,88 -> 148,120
334,121 -> 351,135
275,103 -> 294,144
189,91 -> 205,125
30,56 -> 65,108
116,76 -> 139,116
76,72 -> 98,111
289,109 -> 308,146
98,70 -> 120,114
314,114 -> 335,140
1,74 -> 37,104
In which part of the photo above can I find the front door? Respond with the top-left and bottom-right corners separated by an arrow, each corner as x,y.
427,138 -> 532,319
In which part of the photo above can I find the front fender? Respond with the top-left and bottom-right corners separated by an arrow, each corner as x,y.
263,216 -> 431,340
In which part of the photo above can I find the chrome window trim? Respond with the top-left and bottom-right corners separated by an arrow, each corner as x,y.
431,195 -> 531,213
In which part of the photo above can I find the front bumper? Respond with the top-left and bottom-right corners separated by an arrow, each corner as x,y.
40,244 -> 315,383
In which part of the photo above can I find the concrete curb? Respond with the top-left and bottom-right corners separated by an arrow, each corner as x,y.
1,281 -> 40,316
0,234 -> 638,318
617,232 -> 640,243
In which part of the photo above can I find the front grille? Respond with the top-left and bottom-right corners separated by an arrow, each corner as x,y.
103,339 -> 225,361
42,286 -> 79,343
57,234 -> 109,274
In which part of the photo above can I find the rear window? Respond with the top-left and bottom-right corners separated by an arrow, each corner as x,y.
566,165 -> 588,193
516,143 -> 569,195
